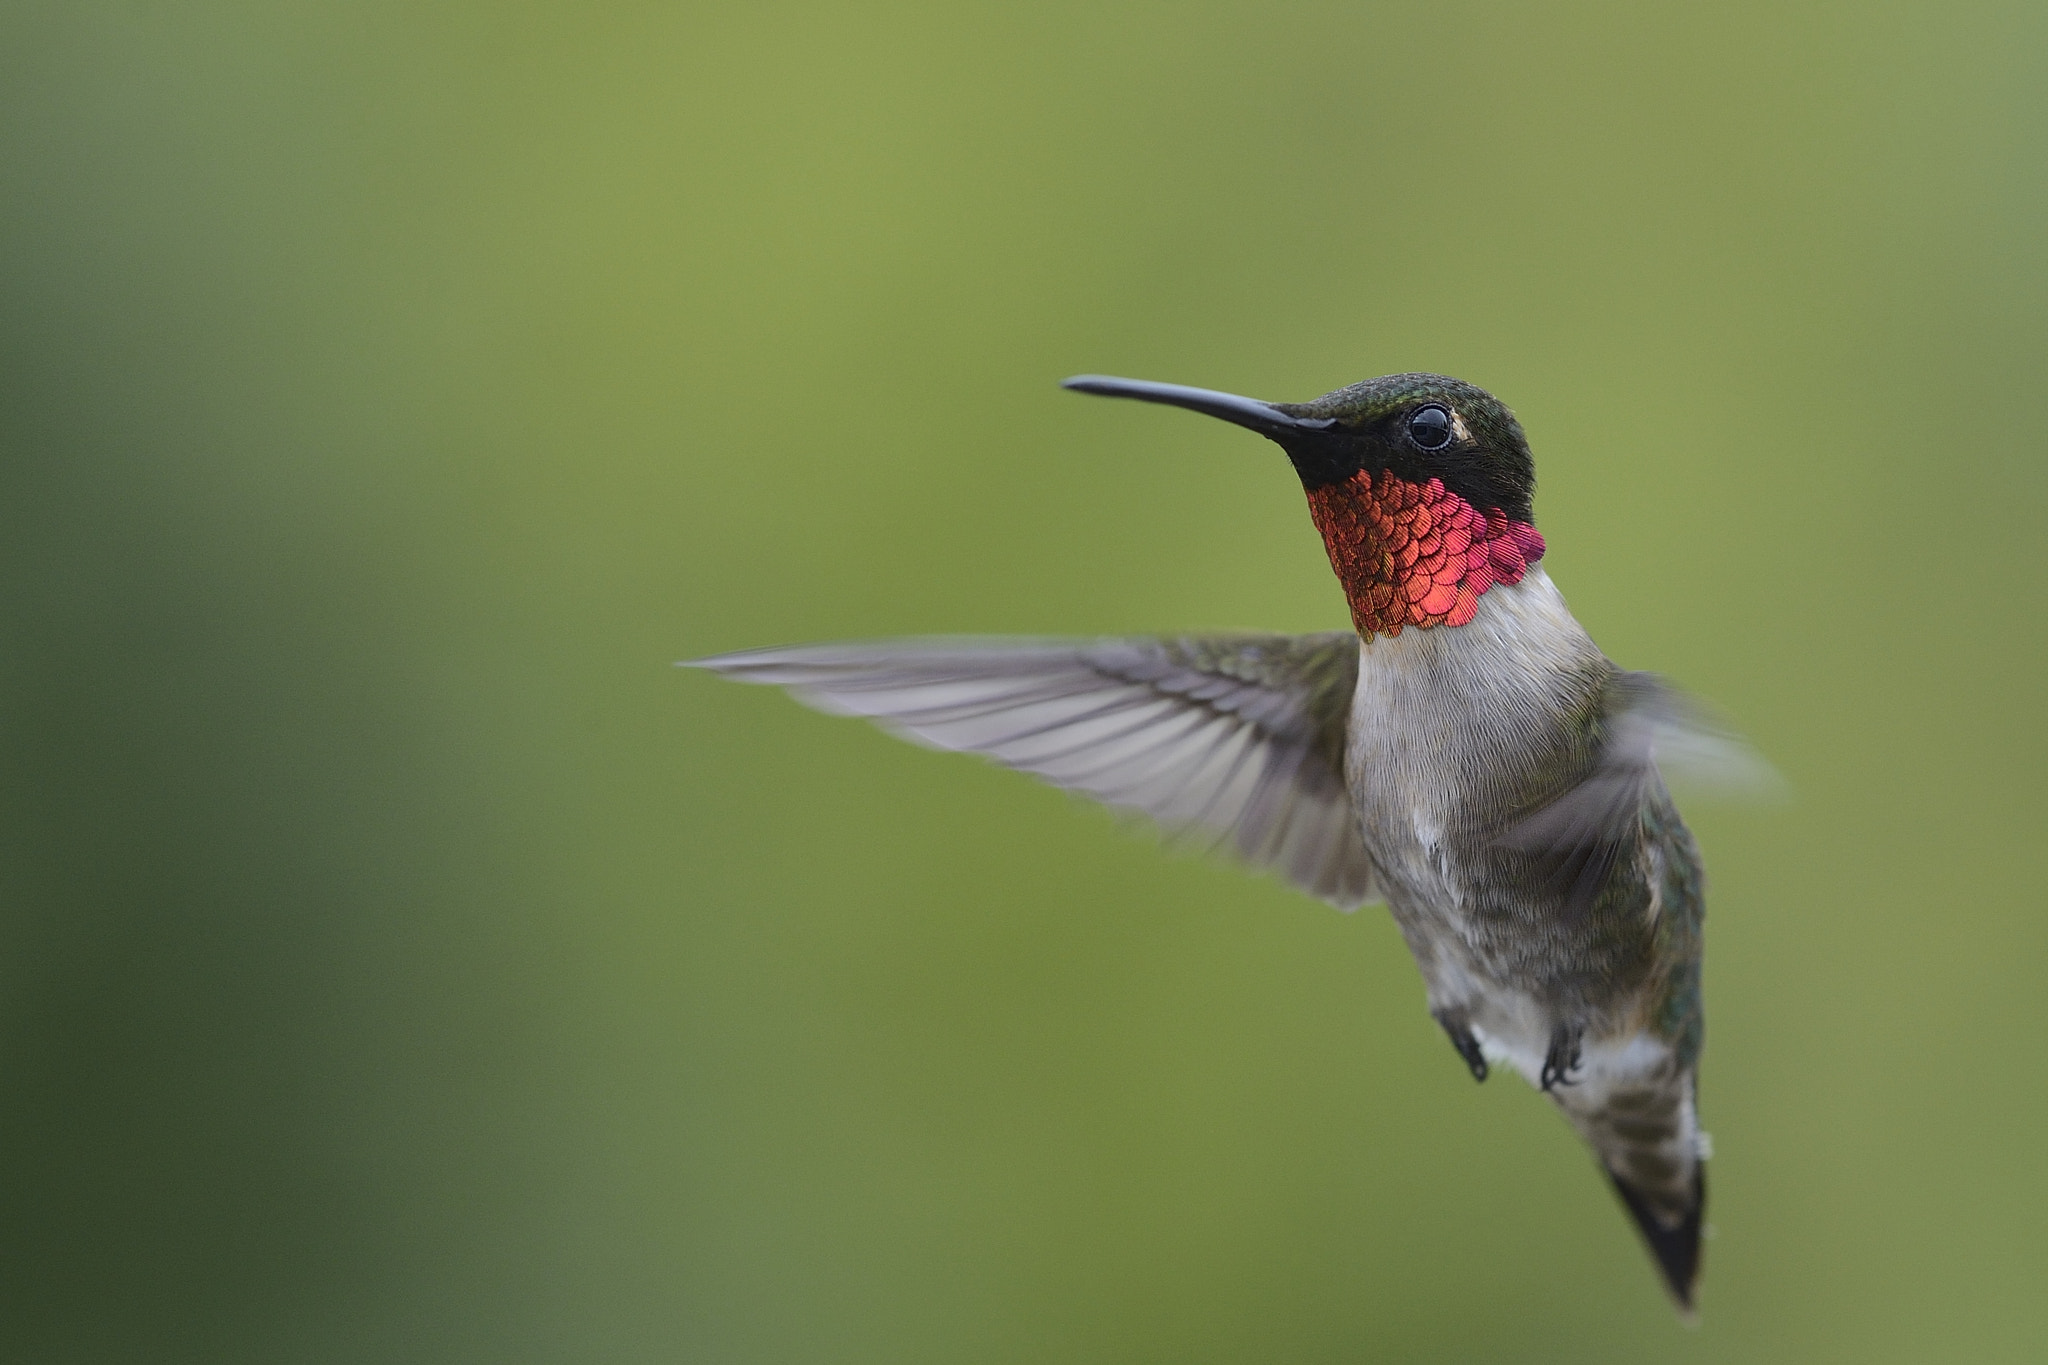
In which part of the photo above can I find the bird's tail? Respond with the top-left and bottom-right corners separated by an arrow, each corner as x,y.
1555,1061 -> 1706,1317
1606,1162 -> 1704,1319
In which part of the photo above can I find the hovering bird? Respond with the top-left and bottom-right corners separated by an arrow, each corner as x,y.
690,372 -> 1767,1316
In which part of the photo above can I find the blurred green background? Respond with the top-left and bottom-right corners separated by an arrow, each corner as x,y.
2,2 -> 2044,1360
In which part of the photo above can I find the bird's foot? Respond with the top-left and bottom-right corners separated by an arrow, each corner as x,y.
1433,1011 -> 1488,1083
1540,1023 -> 1584,1091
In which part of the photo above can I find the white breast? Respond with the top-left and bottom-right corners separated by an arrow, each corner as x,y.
1345,565 -> 1600,879
1342,567 -> 1607,1034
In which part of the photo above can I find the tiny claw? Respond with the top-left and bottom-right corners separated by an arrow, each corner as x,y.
1541,1023 -> 1584,1092
1434,1012 -> 1489,1083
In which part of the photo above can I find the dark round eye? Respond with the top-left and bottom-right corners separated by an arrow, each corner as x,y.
1407,404 -> 1454,450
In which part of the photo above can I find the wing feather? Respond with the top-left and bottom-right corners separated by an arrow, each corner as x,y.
1501,671 -> 1779,911
688,634 -> 1378,909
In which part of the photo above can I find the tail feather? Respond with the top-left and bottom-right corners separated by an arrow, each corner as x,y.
1607,1164 -> 1705,1317
1546,1046 -> 1705,1317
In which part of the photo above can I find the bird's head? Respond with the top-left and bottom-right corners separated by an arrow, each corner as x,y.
1065,373 -> 1546,638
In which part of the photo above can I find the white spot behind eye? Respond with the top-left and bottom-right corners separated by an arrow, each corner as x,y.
1450,412 -> 1473,444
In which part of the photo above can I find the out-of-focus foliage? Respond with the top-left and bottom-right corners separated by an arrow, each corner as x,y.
1,3 -> 2044,1360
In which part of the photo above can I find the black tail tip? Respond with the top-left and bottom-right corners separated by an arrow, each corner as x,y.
1606,1165 -> 1705,1319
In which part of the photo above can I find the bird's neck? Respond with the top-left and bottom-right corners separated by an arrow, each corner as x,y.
1304,469 -> 1546,640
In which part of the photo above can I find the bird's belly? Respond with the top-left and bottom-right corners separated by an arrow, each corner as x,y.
1367,830 -> 1550,1025
1345,727 -> 1563,1017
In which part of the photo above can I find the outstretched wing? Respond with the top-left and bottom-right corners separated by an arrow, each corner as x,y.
1502,671 -> 1778,910
687,633 -> 1378,909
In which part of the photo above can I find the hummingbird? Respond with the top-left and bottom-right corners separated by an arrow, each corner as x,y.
689,372 -> 1766,1316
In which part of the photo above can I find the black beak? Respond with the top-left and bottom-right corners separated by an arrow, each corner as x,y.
1061,375 -> 1336,439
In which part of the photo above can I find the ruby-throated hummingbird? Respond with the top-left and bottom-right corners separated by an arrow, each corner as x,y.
690,372 -> 1767,1316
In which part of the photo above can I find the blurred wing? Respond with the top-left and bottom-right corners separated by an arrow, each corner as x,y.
1502,671 -> 1779,910
687,634 -> 1378,909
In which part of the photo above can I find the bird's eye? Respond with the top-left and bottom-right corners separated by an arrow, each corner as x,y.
1407,404 -> 1454,450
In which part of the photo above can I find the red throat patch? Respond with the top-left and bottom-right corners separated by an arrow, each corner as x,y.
1305,470 -> 1546,638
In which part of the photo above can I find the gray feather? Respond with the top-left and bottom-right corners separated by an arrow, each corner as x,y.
1499,672 -> 1777,911
686,634 -> 1379,909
